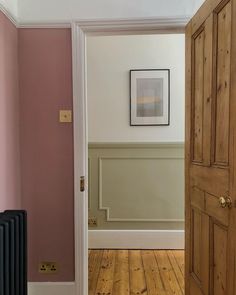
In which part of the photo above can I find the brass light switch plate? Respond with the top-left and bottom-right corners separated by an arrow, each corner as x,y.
59,110 -> 72,123
39,262 -> 58,274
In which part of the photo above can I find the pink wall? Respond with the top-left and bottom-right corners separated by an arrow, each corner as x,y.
19,29 -> 75,282
0,11 -> 21,210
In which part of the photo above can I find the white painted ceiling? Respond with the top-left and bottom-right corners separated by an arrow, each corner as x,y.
0,0 -> 18,19
1,0 -> 206,24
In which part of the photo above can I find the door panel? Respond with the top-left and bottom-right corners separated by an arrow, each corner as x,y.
192,15 -> 213,165
192,209 -> 202,279
186,0 -> 236,294
192,29 -> 204,163
213,223 -> 227,295
190,208 -> 210,293
201,214 -> 210,294
213,1 -> 231,166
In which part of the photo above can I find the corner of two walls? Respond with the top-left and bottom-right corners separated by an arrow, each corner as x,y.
0,10 -> 21,210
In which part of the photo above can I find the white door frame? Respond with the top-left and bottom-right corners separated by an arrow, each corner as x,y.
72,17 -> 189,295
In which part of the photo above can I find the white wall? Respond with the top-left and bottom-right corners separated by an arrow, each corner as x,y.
0,0 -> 18,19
87,34 -> 185,143
18,0 -> 195,23
192,0 -> 205,14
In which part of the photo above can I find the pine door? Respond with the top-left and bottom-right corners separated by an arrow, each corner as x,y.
185,0 -> 236,294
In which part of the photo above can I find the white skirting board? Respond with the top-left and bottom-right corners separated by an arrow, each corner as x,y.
28,282 -> 75,295
89,230 -> 185,249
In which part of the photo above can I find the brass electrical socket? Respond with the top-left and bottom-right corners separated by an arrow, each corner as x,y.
39,262 -> 58,274
88,217 -> 98,227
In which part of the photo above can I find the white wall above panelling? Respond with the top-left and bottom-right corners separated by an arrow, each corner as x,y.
87,34 -> 185,143
17,0 -> 203,24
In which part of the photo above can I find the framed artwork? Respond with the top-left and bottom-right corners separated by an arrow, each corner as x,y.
130,69 -> 170,126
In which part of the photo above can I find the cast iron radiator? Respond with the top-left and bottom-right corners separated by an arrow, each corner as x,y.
0,210 -> 27,295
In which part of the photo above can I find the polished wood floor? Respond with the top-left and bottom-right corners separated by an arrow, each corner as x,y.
88,250 -> 184,295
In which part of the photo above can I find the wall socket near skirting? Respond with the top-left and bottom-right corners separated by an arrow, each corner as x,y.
39,262 -> 58,274
88,217 -> 98,227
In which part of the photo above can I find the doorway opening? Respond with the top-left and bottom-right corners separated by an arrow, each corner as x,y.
86,33 -> 184,294
72,19 -> 188,295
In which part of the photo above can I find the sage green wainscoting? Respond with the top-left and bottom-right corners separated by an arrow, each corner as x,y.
88,143 -> 184,230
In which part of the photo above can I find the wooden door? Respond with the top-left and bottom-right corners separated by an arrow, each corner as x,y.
185,0 -> 236,294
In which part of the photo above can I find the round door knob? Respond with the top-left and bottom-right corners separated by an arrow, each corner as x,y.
219,196 -> 232,208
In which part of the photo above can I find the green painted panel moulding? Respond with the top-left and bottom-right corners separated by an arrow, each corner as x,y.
88,142 -> 184,230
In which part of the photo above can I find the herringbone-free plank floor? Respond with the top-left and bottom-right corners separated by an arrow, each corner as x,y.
88,250 -> 184,295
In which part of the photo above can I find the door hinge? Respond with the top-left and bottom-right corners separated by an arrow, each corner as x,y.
80,176 -> 85,192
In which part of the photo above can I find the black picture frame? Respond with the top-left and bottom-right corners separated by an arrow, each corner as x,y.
130,69 -> 170,126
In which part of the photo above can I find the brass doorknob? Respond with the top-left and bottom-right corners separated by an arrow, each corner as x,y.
219,196 -> 232,208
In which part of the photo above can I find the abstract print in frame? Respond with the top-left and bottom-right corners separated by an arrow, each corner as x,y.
130,69 -> 170,126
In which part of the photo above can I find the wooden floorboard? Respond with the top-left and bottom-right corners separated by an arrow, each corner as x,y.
88,250 -> 184,295
142,250 -> 165,295
129,250 -> 148,295
167,251 -> 184,294
95,250 -> 116,295
113,250 -> 130,295
88,250 -> 104,295
155,250 -> 183,295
